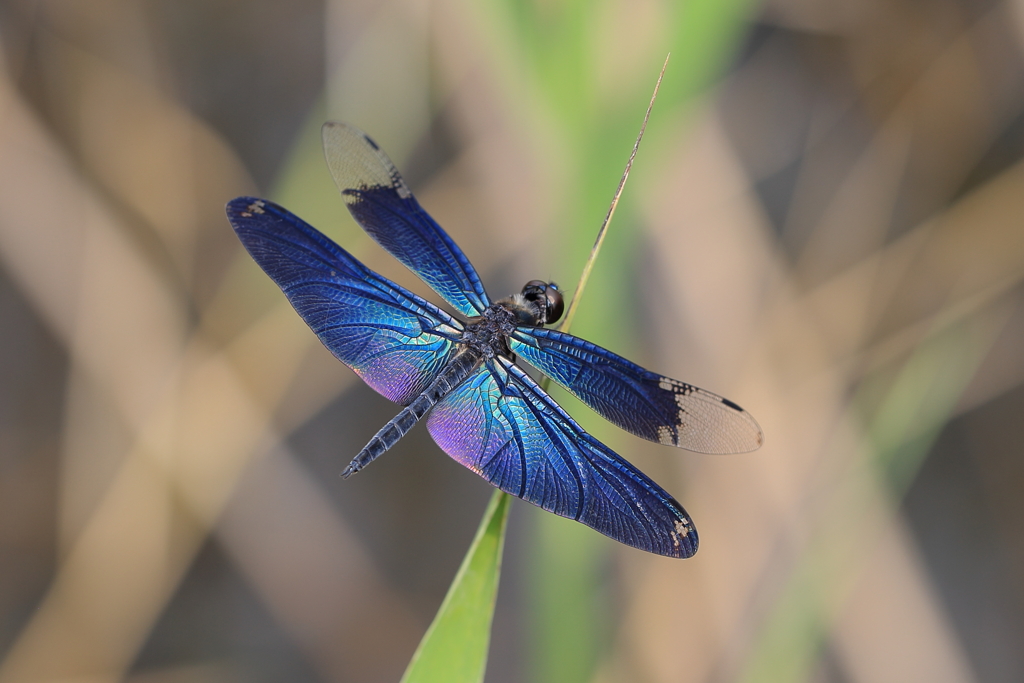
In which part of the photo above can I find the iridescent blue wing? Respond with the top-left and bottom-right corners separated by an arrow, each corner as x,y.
322,122 -> 491,317
227,197 -> 462,405
508,327 -> 763,454
426,356 -> 698,558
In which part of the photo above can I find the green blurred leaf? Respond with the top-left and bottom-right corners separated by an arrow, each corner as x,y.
492,2 -> 759,680
400,490 -> 511,683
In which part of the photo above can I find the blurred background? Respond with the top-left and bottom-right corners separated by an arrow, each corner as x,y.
1,0 -> 1023,682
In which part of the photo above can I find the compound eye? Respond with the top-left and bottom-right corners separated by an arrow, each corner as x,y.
521,280 -> 564,325
543,285 -> 564,324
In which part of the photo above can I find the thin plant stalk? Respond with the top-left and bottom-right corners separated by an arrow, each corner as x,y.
558,53 -> 670,334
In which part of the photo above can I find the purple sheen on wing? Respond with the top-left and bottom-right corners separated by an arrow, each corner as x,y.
426,370 -> 507,474
351,342 -> 453,405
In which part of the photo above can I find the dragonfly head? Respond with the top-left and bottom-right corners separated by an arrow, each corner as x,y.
521,280 -> 564,326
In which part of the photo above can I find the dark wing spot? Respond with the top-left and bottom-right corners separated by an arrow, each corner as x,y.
721,398 -> 743,412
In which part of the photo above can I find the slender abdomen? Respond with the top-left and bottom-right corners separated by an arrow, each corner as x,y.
341,348 -> 482,476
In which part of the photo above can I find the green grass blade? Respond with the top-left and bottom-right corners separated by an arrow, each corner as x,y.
400,490 -> 512,683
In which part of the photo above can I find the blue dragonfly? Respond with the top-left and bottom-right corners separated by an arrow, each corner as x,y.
227,122 -> 762,558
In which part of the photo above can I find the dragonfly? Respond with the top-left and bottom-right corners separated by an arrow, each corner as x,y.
226,122 -> 762,558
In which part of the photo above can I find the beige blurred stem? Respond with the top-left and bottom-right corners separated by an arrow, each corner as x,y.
608,67 -> 1024,683
0,34 -> 419,683
582,5 -> 1024,680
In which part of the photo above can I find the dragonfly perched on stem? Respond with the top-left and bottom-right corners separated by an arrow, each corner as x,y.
227,121 -> 762,559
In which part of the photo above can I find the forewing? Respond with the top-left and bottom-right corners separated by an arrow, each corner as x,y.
228,197 -> 462,405
509,327 -> 763,454
322,122 -> 491,317
425,356 -> 698,558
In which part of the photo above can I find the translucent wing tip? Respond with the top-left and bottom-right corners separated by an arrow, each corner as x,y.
322,120 -> 367,146
656,377 -> 764,454
321,121 -> 411,202
719,396 -> 765,452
